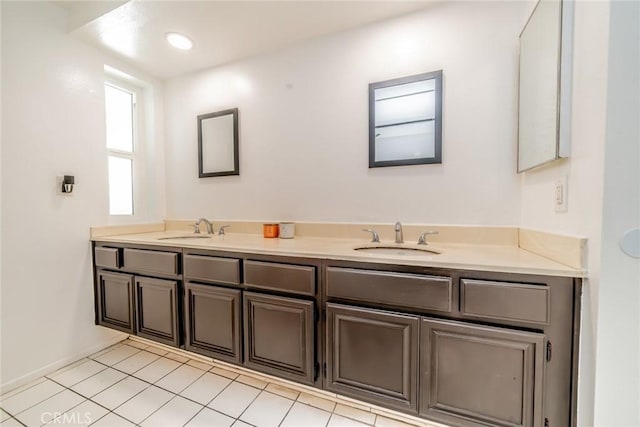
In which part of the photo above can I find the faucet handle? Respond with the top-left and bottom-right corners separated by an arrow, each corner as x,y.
362,229 -> 380,243
417,231 -> 439,245
191,223 -> 201,234
218,225 -> 230,236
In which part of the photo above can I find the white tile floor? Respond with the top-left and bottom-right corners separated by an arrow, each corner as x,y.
0,339 -> 433,427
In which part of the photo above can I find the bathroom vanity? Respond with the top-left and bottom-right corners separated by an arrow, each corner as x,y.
91,229 -> 583,427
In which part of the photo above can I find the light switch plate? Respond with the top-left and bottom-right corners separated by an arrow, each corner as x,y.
555,176 -> 568,213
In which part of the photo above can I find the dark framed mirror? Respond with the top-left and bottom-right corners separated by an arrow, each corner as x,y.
198,108 -> 239,177
369,70 -> 443,168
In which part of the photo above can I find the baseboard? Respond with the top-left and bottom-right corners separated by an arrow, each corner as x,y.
0,333 -> 126,395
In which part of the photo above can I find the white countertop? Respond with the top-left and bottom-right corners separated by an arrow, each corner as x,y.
93,231 -> 587,278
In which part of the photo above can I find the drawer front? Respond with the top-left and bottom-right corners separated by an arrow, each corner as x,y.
326,267 -> 452,313
123,248 -> 179,276
460,279 -> 550,325
95,247 -> 120,269
244,260 -> 316,296
184,254 -> 240,285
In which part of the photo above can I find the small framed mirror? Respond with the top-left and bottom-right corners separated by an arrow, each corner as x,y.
369,70 -> 443,168
198,108 -> 239,177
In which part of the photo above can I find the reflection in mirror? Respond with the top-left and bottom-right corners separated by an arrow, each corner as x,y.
518,0 -> 573,172
369,71 -> 442,168
198,108 -> 239,177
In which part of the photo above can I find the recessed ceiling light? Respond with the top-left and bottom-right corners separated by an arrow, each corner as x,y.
165,32 -> 193,50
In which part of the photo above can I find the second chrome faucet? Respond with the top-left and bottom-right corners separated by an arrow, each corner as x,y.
362,221 -> 404,243
194,218 -> 214,234
193,218 -> 231,235
362,221 -> 438,245
394,221 -> 404,244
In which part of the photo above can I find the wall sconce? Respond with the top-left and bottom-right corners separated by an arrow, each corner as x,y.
62,175 -> 74,193
57,175 -> 74,195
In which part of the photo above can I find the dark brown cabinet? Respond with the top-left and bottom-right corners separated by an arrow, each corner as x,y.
92,242 -> 580,427
135,276 -> 180,347
243,291 -> 316,385
93,244 -> 183,348
326,303 -> 419,413
184,282 -> 241,363
97,271 -> 135,334
420,318 -> 545,427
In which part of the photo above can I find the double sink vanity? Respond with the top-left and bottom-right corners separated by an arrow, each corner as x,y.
91,222 -> 585,427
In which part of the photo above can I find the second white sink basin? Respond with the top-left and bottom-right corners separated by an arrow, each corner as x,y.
157,235 -> 213,240
354,244 -> 441,256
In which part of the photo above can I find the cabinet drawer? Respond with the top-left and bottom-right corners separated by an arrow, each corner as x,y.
244,260 -> 316,296
123,248 -> 179,276
326,267 -> 452,313
460,279 -> 550,325
95,247 -> 120,269
184,254 -> 240,286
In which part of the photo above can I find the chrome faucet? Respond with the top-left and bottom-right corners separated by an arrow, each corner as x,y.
194,218 -> 214,234
418,230 -> 439,245
394,221 -> 404,244
362,228 -> 380,243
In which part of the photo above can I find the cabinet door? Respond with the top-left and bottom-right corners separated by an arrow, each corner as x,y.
420,318 -> 545,427
326,303 -> 419,413
243,292 -> 315,385
135,276 -> 180,347
184,282 -> 241,363
97,271 -> 135,334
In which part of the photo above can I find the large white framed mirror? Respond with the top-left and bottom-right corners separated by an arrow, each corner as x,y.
518,0 -> 574,172
198,108 -> 239,178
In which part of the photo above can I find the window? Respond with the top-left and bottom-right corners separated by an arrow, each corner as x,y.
105,82 -> 136,215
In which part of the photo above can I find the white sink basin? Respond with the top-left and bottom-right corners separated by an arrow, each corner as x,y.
353,244 -> 441,256
156,235 -> 213,240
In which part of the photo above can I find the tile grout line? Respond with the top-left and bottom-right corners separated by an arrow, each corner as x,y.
232,386 -> 273,425
180,404 -> 206,427
7,339 -> 422,427
88,356 -> 239,423
108,346 -> 162,375
275,391 -> 296,427
46,381 -> 116,426
86,408 -> 110,426
85,348 -> 235,426
2,386 -> 69,422
134,363 -> 209,427
95,355 -> 190,423
44,359 -> 108,391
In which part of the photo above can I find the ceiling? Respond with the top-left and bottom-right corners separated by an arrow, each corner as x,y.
60,0 -> 434,80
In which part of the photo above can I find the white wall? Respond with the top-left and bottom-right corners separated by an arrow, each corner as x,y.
164,1 -> 531,225
593,0 -> 640,424
520,0 -> 640,425
0,1 -> 166,389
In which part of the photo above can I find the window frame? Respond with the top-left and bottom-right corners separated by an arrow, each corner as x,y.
104,78 -> 145,220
